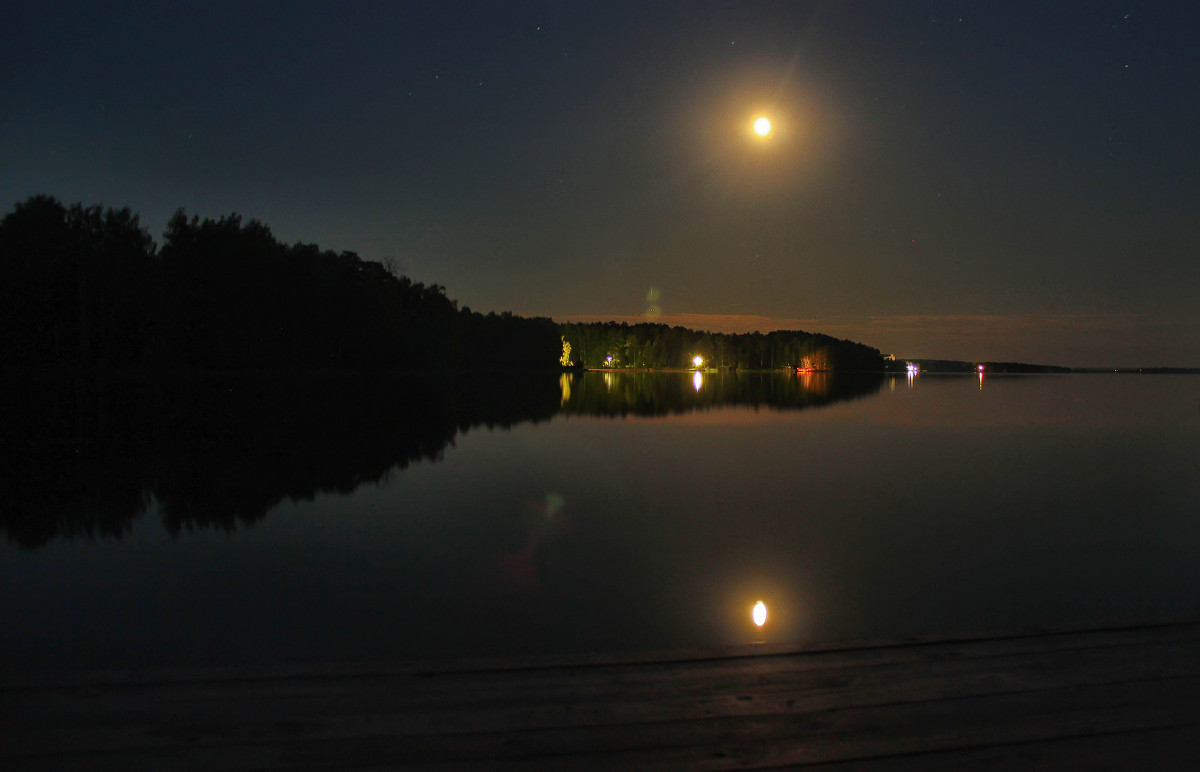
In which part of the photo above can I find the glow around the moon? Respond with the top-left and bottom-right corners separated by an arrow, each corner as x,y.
753,117 -> 771,136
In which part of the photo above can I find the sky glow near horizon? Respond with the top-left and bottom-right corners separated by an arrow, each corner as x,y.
2,1 -> 1198,366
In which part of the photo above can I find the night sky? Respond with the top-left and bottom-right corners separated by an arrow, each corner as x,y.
4,1 -> 1198,367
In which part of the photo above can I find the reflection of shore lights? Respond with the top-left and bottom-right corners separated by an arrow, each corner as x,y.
692,355 -> 703,368
693,371 -> 703,392
559,373 -> 572,405
752,601 -> 767,627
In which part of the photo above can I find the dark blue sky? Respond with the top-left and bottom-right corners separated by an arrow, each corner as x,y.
3,1 -> 1198,365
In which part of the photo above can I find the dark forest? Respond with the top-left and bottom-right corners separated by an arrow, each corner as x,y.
0,196 -> 560,371
1,196 -> 883,373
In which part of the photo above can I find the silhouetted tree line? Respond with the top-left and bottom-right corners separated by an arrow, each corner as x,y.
560,321 -> 884,371
2,196 -> 890,373
0,196 -> 561,370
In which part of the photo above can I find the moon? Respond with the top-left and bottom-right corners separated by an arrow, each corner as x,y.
753,117 -> 771,136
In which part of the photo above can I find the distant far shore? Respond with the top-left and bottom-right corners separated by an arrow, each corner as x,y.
899,359 -> 1200,375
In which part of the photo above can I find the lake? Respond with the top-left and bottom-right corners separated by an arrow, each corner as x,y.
2,371 -> 1197,674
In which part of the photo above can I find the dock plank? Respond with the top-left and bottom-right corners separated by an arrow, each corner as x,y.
4,621 -> 1200,769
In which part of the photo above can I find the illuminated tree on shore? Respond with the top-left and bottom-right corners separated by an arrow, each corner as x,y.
557,322 -> 882,372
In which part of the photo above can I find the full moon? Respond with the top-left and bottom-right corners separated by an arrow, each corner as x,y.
753,117 -> 771,136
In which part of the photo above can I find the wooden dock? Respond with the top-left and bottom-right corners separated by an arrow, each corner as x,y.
4,620 -> 1200,770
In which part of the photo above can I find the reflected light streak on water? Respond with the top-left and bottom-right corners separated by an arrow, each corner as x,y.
752,601 -> 767,627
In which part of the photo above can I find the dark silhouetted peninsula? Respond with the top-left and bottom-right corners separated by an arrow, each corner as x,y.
0,196 -> 560,372
1,195 -> 887,374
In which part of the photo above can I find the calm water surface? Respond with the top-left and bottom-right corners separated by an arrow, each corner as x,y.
2,372 -> 1198,674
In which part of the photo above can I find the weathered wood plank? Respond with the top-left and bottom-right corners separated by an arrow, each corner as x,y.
5,678 -> 1199,770
793,724 -> 1200,771
4,622 -> 1200,770
6,616 -> 1198,691
8,634 -> 1199,748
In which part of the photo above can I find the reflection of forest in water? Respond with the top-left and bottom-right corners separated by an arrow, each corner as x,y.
1,371 -> 882,547
559,370 -> 882,416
